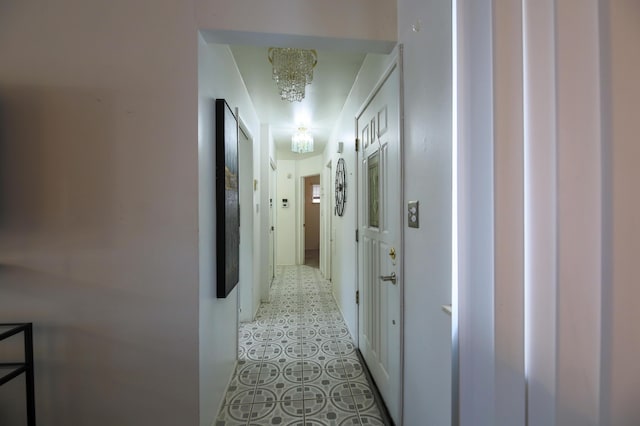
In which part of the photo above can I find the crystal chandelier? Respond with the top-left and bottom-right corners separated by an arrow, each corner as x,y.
268,48 -> 318,102
291,127 -> 314,153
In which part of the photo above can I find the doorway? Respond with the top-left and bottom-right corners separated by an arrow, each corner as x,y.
356,55 -> 403,424
303,175 -> 321,268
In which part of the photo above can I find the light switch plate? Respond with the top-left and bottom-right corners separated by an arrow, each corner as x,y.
408,200 -> 419,228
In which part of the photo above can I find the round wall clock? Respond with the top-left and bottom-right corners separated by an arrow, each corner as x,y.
335,158 -> 347,216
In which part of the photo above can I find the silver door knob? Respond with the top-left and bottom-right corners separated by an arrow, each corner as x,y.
379,272 -> 397,284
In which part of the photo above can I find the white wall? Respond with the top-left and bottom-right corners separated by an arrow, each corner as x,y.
297,154 -> 323,177
456,1 -> 496,424
0,2 -> 200,424
398,1 -> 454,425
195,0 -> 396,50
276,160 -> 297,265
198,39 -> 261,426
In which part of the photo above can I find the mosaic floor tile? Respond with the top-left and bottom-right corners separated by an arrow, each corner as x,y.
256,377 -> 306,402
216,265 -> 387,426
357,414 -> 385,425
216,402 -> 253,425
249,400 -> 304,424
304,370 -> 345,397
236,373 -> 262,387
338,415 -> 366,425
301,341 -> 320,357
224,388 -> 256,407
326,381 -> 354,400
340,359 -> 364,380
351,393 -> 377,412
345,380 -> 373,397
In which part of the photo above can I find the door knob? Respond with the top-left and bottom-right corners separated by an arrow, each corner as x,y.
379,272 -> 397,284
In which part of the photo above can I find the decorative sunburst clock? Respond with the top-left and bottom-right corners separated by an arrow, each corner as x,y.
335,158 -> 347,216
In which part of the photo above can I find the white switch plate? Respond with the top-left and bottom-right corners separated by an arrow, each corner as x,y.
408,200 -> 419,228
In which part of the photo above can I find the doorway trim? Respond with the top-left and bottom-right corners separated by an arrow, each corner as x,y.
296,173 -> 321,266
269,158 -> 277,286
237,112 -> 256,313
322,160 -> 333,280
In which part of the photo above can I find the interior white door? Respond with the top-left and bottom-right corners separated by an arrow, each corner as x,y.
357,63 -> 402,424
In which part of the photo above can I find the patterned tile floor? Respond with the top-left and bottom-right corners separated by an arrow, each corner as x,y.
216,265 -> 387,426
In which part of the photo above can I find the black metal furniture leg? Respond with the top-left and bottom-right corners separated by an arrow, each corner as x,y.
24,324 -> 36,426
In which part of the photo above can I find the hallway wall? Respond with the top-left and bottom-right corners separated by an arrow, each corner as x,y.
276,160 -> 297,265
198,39 -> 261,426
195,0 -> 396,50
397,1 -> 454,424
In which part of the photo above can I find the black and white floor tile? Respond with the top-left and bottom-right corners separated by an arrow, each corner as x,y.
216,265 -> 386,426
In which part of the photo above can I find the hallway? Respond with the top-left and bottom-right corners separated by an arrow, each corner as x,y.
216,265 -> 387,425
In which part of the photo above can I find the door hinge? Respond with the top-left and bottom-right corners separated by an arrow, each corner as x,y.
355,138 -> 360,152
356,290 -> 360,305
355,229 -> 359,242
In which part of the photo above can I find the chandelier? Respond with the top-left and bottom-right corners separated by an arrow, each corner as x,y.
291,127 -> 314,153
268,48 -> 318,102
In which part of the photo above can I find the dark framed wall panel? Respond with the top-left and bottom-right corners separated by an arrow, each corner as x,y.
215,99 -> 240,298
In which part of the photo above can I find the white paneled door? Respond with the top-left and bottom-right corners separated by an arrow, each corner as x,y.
357,61 -> 402,424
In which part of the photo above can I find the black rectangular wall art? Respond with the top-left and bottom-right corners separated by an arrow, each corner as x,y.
215,99 -> 240,298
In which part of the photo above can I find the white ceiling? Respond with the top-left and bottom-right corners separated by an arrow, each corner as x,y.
230,45 -> 366,158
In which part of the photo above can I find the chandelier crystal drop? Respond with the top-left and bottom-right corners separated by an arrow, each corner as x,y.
291,127 -> 314,154
268,48 -> 318,102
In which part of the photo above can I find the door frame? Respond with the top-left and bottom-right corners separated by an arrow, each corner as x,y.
236,110 -> 255,324
298,174 -> 321,266
323,160 -> 333,280
297,175 -> 305,265
355,46 -> 405,424
269,158 -> 277,285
